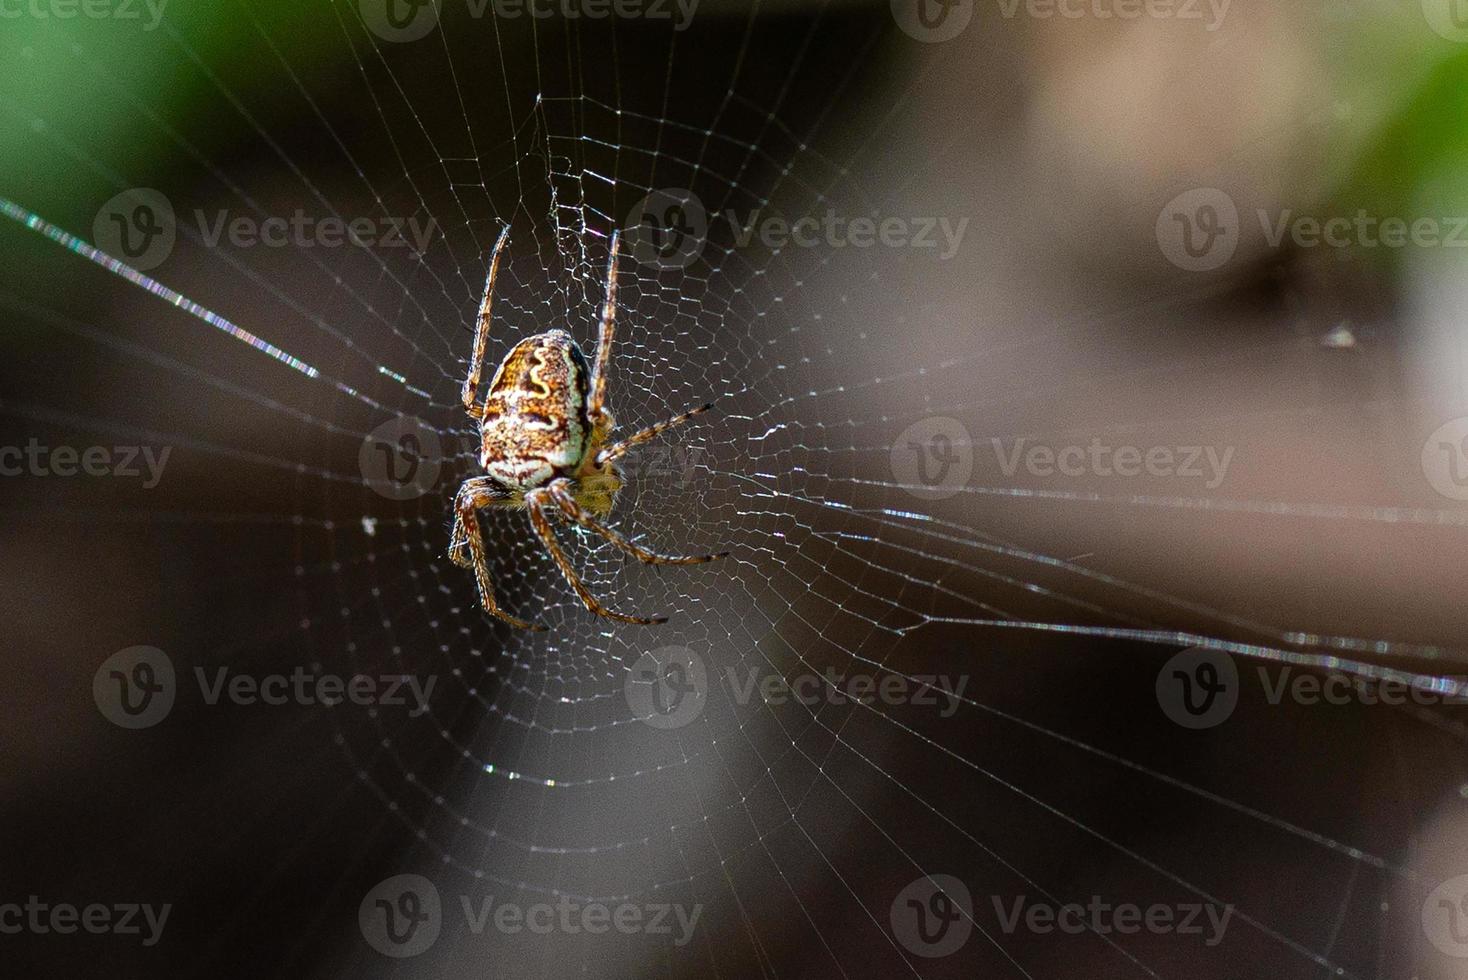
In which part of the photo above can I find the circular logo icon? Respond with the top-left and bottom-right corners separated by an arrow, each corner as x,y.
1156,188 -> 1239,272
1423,874 -> 1468,958
360,874 -> 442,957
360,416 -> 444,500
93,189 -> 175,272
1422,417 -> 1468,501
93,646 -> 176,729
1156,646 -> 1239,730
890,875 -> 973,958
625,646 -> 707,729
624,188 -> 708,271
1423,0 -> 1468,43
890,0 -> 974,42
360,0 -> 441,42
890,417 -> 974,500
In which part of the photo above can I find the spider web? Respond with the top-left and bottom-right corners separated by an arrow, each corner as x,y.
2,2 -> 1468,978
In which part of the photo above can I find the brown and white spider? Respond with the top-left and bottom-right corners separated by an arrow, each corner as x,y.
449,227 -> 727,631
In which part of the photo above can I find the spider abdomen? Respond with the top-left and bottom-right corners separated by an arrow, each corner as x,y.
478,329 -> 591,489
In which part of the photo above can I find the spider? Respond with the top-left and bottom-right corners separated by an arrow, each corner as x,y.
449,227 -> 727,631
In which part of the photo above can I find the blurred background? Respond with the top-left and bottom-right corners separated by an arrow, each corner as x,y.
3,0 -> 1468,977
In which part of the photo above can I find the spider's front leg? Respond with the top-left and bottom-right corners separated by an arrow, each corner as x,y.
452,476 -> 545,631
585,229 -> 621,435
461,226 -> 511,421
525,485 -> 668,625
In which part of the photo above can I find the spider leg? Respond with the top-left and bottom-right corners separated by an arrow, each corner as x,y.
525,486 -> 667,625
452,476 -> 545,631
596,402 -> 714,466
547,478 -> 728,565
586,229 -> 621,429
461,225 -> 512,420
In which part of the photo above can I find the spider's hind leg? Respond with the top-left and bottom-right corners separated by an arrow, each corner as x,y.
452,476 -> 543,631
548,478 -> 728,566
525,486 -> 668,625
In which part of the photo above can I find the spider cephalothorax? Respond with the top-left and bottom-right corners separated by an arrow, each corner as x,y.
449,228 -> 726,630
